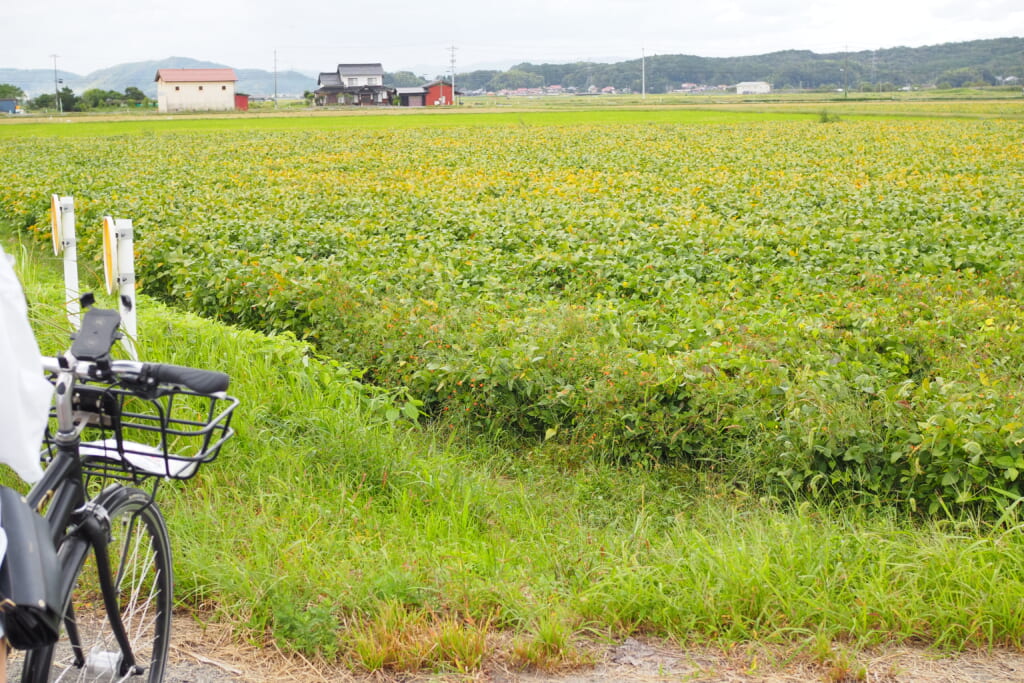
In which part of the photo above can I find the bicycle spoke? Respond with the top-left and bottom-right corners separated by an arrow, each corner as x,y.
19,489 -> 172,682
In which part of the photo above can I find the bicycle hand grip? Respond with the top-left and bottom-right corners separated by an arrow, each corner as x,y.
146,363 -> 230,394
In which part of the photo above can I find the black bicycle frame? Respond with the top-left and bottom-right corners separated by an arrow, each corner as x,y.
24,433 -> 140,676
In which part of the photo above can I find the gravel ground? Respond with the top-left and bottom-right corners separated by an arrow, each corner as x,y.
11,628 -> 1024,682
4,624 -> 245,683
159,632 -> 1024,683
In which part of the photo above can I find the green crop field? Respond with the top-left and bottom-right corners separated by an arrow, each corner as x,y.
3,103 -> 1022,514
3,100 -> 1024,675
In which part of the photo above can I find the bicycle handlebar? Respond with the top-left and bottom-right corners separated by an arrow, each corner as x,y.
142,363 -> 230,394
43,357 -> 231,395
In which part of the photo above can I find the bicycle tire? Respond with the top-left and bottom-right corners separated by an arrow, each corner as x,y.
19,486 -> 173,682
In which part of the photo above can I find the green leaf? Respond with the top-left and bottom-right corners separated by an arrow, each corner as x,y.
963,441 -> 983,457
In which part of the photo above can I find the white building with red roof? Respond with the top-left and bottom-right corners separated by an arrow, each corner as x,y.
155,68 -> 238,113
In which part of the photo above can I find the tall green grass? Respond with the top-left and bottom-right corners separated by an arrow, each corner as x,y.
7,229 -> 1024,673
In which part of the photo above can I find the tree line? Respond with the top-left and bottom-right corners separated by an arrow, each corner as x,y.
423,37 -> 1024,93
0,83 -> 151,111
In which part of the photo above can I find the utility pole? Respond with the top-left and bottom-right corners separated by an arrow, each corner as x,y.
872,49 -> 878,93
448,44 -> 457,105
274,49 -> 278,107
844,45 -> 849,98
641,48 -> 646,100
51,54 -> 62,113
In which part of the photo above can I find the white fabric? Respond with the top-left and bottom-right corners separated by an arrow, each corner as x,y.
0,503 -> 4,638
0,247 -> 51,484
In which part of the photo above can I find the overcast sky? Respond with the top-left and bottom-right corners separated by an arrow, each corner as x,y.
4,0 -> 1023,76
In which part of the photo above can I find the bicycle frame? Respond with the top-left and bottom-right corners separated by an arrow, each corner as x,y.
24,362 -> 143,677
18,304 -> 235,681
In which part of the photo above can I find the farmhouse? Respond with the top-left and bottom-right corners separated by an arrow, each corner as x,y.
155,68 -> 239,113
315,63 -> 395,105
735,81 -> 771,95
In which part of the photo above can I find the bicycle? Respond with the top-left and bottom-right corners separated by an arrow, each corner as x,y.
9,304 -> 238,682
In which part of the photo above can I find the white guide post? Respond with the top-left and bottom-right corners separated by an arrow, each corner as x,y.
102,216 -> 138,361
50,194 -> 80,328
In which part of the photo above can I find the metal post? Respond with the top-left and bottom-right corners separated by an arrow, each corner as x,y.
51,194 -> 79,328
102,217 -> 138,360
115,219 -> 138,361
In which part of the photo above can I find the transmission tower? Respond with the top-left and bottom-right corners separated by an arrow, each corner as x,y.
449,44 -> 457,105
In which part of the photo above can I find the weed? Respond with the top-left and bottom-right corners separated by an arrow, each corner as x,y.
510,612 -> 588,671
344,602 -> 488,673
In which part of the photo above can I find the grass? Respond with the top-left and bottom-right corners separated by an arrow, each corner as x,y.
0,106 -> 817,138
6,229 -> 1024,675
2,88 -> 1021,140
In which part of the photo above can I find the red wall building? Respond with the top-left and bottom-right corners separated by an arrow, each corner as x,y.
424,80 -> 455,106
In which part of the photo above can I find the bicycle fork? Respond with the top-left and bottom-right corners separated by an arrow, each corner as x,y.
68,500 -> 144,678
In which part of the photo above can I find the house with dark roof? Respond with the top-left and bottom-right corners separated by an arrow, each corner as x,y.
155,68 -> 238,113
315,63 -> 395,105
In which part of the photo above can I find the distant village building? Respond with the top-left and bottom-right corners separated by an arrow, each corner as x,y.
154,68 -> 239,113
315,64 -> 395,105
395,80 -> 460,106
735,81 -> 771,95
395,87 -> 426,107
424,80 -> 457,106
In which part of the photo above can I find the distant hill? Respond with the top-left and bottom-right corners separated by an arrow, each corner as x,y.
459,37 -> 1024,93
2,38 -> 1022,99
0,57 -> 316,99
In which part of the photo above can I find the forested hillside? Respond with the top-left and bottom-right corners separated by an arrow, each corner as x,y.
455,36 -> 1024,92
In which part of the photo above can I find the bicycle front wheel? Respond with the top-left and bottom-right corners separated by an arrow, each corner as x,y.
21,486 -> 173,682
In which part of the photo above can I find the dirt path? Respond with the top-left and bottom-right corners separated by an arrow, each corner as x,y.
164,623 -> 1024,683
9,616 -> 1023,681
